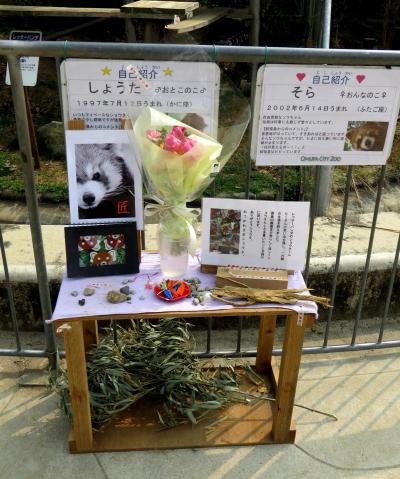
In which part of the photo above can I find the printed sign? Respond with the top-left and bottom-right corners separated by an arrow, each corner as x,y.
251,65 -> 400,165
201,198 -> 310,270
61,59 -> 220,135
5,31 -> 42,87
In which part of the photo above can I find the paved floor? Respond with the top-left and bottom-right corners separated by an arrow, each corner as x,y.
1,348 -> 399,479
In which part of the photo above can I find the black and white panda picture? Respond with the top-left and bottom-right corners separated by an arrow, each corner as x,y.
66,130 -> 143,228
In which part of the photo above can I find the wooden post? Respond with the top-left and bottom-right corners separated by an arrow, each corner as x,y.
255,314 -> 277,374
144,21 -> 164,42
272,314 -> 306,443
125,18 -> 137,42
62,321 -> 93,451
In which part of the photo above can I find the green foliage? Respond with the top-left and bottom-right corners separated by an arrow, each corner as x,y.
51,319 -> 244,429
0,150 -> 68,201
0,151 -> 20,176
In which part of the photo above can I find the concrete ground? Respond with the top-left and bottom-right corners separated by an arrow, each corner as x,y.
1,348 -> 400,479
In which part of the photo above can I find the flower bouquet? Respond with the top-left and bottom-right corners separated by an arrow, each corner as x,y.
132,107 -> 247,276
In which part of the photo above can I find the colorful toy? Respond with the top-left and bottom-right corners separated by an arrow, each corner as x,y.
154,279 -> 190,302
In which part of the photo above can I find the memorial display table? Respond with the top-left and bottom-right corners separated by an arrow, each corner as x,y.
52,253 -> 317,453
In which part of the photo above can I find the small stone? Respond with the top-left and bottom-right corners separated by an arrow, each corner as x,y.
126,296 -> 131,301
107,290 -> 128,304
78,299 -> 85,306
127,279 -> 134,283
127,301 -> 132,304
203,292 -> 213,304
192,297 -> 200,306
120,285 -> 130,295
129,288 -> 136,295
139,295 -> 145,300
121,279 -> 129,285
83,287 -> 95,296
70,291 -> 78,297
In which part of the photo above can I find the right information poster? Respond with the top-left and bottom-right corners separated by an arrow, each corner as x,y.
251,65 -> 400,166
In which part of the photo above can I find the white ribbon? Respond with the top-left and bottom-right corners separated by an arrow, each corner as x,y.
144,203 -> 200,256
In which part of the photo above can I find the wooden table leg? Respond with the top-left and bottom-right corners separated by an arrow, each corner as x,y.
272,314 -> 306,443
255,314 -> 277,374
62,321 -> 93,452
82,320 -> 98,352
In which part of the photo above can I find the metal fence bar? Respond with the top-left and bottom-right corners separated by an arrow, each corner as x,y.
7,54 -> 58,368
206,317 -> 213,354
351,165 -> 386,345
316,0 -> 333,216
378,232 -> 400,343
194,339 -> 400,358
304,166 -> 321,282
279,166 -> 286,200
0,225 -> 21,351
245,0 -> 260,199
0,349 -> 48,358
5,42 -> 400,65
323,166 -> 353,347
236,317 -> 243,353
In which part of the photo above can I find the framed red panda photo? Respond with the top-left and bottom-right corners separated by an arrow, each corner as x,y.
64,223 -> 139,278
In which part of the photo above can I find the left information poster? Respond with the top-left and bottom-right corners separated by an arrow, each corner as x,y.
61,59 -> 220,136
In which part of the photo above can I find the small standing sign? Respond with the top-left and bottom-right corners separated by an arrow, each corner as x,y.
5,31 -> 42,87
201,198 -> 310,271
251,65 -> 400,166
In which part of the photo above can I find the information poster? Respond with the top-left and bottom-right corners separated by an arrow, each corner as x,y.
61,59 -> 220,135
5,31 -> 42,86
251,65 -> 400,165
201,198 -> 310,270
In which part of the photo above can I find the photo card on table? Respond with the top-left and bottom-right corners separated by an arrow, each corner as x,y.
66,129 -> 143,228
64,222 -> 139,278
201,198 -> 310,271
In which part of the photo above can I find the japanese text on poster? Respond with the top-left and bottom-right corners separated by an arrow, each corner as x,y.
201,198 -> 309,270
5,31 -> 42,87
61,59 -> 219,135
251,65 -> 400,165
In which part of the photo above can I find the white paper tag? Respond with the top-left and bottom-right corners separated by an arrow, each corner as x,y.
297,307 -> 304,326
211,162 -> 220,174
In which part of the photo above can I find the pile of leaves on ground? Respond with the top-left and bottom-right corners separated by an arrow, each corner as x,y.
51,319 -> 245,429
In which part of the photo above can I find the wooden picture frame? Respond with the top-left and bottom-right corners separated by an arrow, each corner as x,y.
64,223 -> 139,278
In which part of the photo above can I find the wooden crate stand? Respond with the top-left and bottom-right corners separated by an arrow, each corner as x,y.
55,308 -> 314,453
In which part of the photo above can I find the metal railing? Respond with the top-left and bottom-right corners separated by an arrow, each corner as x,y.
1,40 -> 400,366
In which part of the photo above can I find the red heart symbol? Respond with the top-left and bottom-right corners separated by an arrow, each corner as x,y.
296,73 -> 306,81
356,74 -> 365,84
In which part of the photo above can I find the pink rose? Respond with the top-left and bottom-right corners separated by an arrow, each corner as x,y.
146,129 -> 162,141
178,138 -> 195,154
171,126 -> 187,141
164,133 -> 182,152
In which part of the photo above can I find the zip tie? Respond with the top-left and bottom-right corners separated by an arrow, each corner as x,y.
63,40 -> 68,61
212,44 -> 217,63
